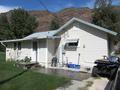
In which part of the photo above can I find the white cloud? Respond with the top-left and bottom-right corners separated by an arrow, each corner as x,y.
0,5 -> 18,13
65,3 -> 74,7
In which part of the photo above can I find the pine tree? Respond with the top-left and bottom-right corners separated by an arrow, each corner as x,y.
50,17 -> 60,30
10,8 -> 38,39
0,8 -> 38,40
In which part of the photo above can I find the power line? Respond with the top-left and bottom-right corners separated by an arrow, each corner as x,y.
36,0 -> 49,12
28,0 -> 59,20
36,0 -> 58,18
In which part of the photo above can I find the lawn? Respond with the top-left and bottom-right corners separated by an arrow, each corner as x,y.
0,52 -> 70,90
0,52 -> 5,62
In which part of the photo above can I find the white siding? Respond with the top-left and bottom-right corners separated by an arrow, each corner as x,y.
37,39 -> 47,67
47,39 -> 55,66
19,41 -> 32,60
56,22 -> 108,67
6,41 -> 32,61
6,40 -> 48,67
6,43 -> 14,60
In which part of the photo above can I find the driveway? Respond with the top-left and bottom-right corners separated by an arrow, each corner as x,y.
34,67 -> 109,90
34,68 -> 91,81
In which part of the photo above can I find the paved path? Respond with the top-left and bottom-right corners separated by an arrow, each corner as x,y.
34,68 -> 91,81
89,78 -> 109,90
34,68 -> 108,90
57,78 -> 109,90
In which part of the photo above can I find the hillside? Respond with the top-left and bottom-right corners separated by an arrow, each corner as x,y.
29,7 -> 93,32
30,6 -> 120,32
4,6 -> 120,32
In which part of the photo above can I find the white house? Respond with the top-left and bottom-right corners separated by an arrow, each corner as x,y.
0,17 -> 117,69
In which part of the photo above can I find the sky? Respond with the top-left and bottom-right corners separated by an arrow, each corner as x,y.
0,0 -> 120,13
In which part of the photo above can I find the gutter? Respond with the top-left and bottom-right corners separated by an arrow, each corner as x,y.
0,42 -> 6,48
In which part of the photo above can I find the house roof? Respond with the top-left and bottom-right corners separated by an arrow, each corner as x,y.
0,30 -> 59,43
0,17 -> 118,43
24,30 -> 59,39
54,17 -> 117,36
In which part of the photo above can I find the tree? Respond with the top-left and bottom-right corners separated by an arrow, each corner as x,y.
116,33 -> 120,41
92,0 -> 120,32
50,17 -> 60,30
94,0 -> 112,8
0,14 -> 11,40
10,8 -> 38,39
0,8 -> 38,40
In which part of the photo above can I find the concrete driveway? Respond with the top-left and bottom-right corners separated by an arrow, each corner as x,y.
34,68 -> 91,81
34,68 -> 109,90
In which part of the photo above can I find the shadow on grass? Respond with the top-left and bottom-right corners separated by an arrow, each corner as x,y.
0,69 -> 28,85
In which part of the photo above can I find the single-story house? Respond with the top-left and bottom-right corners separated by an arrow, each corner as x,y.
0,17 -> 118,69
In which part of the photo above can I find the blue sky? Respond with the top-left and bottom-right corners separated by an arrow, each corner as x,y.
0,0 -> 120,13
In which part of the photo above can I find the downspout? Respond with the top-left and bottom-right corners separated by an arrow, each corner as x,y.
0,42 -> 6,60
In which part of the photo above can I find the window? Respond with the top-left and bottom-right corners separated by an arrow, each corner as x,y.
14,42 -> 22,50
18,42 -> 21,50
64,40 -> 79,50
14,42 -> 17,50
68,42 -> 78,47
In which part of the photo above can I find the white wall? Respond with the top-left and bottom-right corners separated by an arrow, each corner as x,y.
6,41 -> 32,61
47,39 -> 55,67
56,21 -> 108,67
19,41 -> 32,60
6,39 -> 48,67
6,42 -> 14,60
37,39 -> 47,67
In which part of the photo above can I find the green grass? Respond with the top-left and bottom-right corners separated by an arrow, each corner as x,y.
0,52 -> 5,62
0,54 -> 70,90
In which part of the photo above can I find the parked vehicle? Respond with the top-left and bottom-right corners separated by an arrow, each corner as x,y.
92,56 -> 120,80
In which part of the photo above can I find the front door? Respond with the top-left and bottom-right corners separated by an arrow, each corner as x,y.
33,41 -> 38,62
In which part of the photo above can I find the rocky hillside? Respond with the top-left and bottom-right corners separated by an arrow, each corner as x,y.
30,6 -> 120,32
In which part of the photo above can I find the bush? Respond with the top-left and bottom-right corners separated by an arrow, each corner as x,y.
16,56 -> 31,63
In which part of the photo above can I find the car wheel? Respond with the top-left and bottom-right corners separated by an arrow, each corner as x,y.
92,66 -> 98,77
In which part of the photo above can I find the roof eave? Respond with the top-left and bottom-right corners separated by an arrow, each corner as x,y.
54,17 -> 118,36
